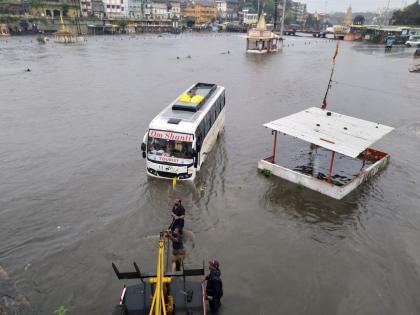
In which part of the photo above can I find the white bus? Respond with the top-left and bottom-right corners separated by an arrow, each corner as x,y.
141,83 -> 226,180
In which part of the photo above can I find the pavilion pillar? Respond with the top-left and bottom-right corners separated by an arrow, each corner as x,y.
328,151 -> 336,183
272,130 -> 278,164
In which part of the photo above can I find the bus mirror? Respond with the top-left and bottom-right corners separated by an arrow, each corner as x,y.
142,151 -> 146,159
141,143 -> 146,151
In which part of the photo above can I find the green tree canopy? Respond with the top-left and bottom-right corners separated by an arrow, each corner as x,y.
391,1 -> 420,25
305,13 -> 321,30
353,15 -> 365,25
117,19 -> 128,30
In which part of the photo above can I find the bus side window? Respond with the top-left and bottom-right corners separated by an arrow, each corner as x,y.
199,121 -> 206,138
206,115 -> 211,133
196,134 -> 202,151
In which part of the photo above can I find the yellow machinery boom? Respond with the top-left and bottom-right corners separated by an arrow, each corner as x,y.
148,234 -> 174,315
111,231 -> 207,315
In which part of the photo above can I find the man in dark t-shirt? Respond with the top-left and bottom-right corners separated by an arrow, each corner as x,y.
205,260 -> 223,313
170,198 -> 185,234
165,228 -> 185,271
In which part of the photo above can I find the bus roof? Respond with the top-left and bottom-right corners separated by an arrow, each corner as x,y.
149,83 -> 225,136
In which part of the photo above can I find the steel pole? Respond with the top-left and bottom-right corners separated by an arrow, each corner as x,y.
328,151 -> 336,183
272,131 -> 278,164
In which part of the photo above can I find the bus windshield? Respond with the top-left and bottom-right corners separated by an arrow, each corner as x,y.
147,130 -> 194,165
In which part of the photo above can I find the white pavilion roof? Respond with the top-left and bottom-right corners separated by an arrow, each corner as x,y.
264,107 -> 394,158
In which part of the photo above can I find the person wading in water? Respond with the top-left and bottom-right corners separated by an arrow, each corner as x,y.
165,228 -> 185,271
169,198 -> 185,234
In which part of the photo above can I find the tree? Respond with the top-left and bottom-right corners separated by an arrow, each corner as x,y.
62,4 -> 69,17
305,13 -> 321,30
391,1 -> 420,25
19,19 -> 29,31
284,11 -> 294,25
353,15 -> 365,25
117,19 -> 128,33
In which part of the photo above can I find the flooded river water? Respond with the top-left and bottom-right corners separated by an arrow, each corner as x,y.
1,33 -> 420,314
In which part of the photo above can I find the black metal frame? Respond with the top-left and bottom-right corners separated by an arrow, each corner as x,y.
112,262 -> 205,281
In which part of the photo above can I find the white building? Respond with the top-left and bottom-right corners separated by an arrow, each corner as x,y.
291,1 -> 307,25
241,9 -> 257,25
128,0 -> 142,18
80,0 -> 92,17
104,0 -> 127,17
226,0 -> 238,20
170,2 -> 180,18
92,0 -> 105,18
215,0 -> 227,20
143,1 -> 170,19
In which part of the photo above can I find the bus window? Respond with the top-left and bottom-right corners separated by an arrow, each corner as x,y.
206,115 -> 211,133
199,121 -> 206,138
147,136 -> 193,160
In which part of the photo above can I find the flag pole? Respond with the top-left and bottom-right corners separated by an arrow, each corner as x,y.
322,42 -> 339,110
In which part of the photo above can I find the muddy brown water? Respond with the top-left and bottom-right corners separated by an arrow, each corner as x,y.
1,34 -> 420,315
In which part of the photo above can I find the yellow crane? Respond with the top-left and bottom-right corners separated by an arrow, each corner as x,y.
112,232 -> 207,315
148,235 -> 174,315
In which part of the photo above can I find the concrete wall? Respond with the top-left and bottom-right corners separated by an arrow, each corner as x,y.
258,154 -> 390,200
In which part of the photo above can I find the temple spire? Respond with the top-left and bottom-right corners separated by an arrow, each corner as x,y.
256,12 -> 267,30
343,5 -> 353,26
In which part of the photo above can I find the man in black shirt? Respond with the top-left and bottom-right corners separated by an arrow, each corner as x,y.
170,198 -> 185,234
165,228 -> 185,271
205,260 -> 223,313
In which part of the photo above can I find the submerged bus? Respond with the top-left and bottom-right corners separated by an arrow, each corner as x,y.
141,83 -> 226,180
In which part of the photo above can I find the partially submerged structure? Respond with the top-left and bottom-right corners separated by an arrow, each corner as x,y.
54,14 -> 84,43
0,23 -> 10,36
246,14 -> 282,53
258,107 -> 394,199
54,29 -> 84,43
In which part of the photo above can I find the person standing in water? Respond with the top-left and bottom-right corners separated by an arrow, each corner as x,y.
165,228 -> 185,271
170,198 -> 185,234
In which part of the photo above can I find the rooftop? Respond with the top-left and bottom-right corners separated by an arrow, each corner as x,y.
263,107 -> 394,158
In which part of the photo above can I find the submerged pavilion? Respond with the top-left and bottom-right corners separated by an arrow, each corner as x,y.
246,13 -> 282,53
258,107 -> 394,200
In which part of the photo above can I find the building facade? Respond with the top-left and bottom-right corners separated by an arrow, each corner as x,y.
104,0 -> 127,17
290,1 -> 307,25
91,0 -> 105,18
31,0 -> 81,18
225,0 -> 238,20
240,9 -> 257,25
215,0 -> 227,20
0,1 -> 26,15
170,2 -> 181,19
151,2 -> 170,19
128,0 -> 143,18
183,3 -> 216,24
80,0 -> 92,16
